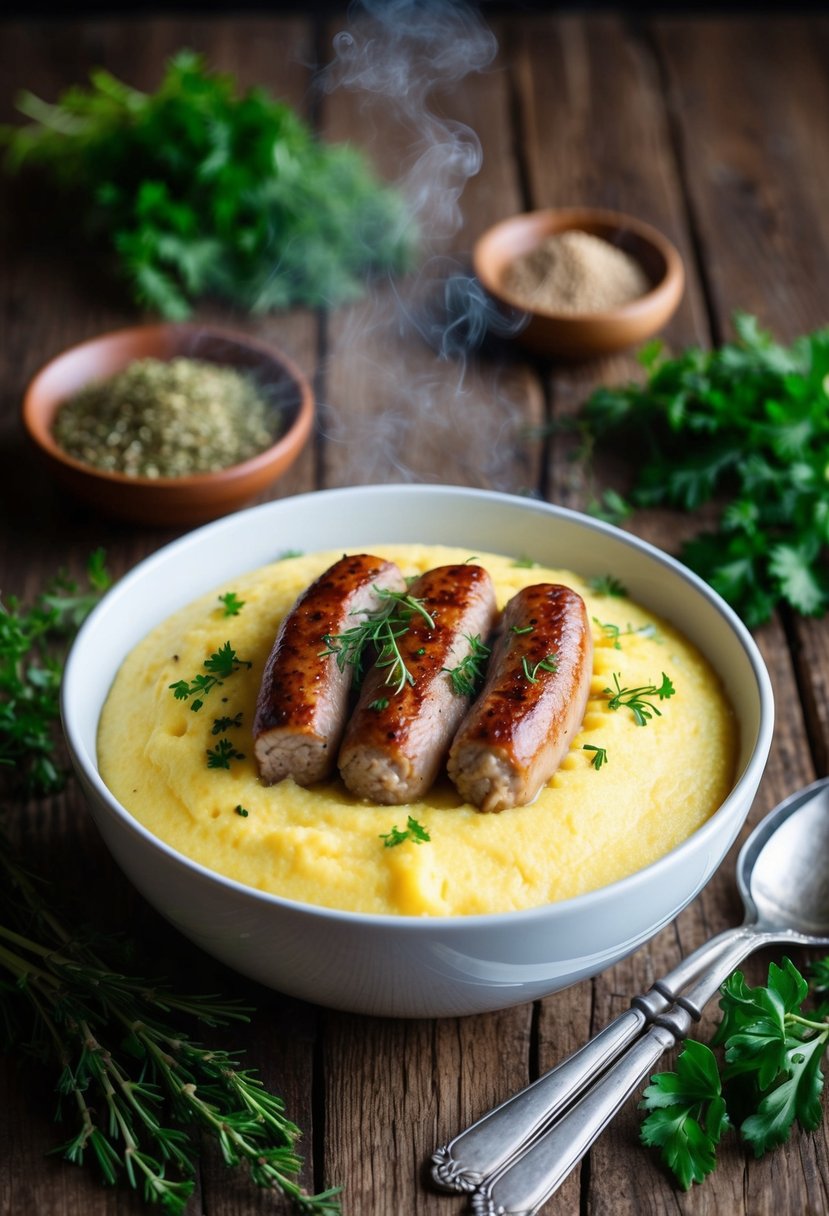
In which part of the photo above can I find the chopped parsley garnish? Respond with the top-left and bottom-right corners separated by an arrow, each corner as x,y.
445,634 -> 491,696
521,653 -> 558,683
588,574 -> 628,597
212,712 -> 243,734
511,555 -> 540,569
380,815 -> 431,848
234,804 -> 249,817
510,624 -> 534,635
369,697 -> 389,712
321,587 -> 435,696
207,738 -> 246,769
583,744 -> 608,770
277,549 -> 304,561
603,671 -> 675,724
218,591 -> 245,617
169,641 -> 252,712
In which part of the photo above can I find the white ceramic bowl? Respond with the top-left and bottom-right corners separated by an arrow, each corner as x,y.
62,485 -> 774,1018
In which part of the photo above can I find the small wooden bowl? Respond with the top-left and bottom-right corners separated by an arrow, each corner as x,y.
473,207 -> 684,359
22,324 -> 314,527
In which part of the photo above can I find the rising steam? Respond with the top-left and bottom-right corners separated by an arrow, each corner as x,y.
316,0 -> 534,491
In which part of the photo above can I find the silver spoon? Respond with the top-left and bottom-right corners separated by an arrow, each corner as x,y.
432,777 -> 829,1209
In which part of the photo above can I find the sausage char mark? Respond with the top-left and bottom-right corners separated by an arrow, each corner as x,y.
448,583 -> 593,813
253,553 -> 406,786
338,564 -> 498,805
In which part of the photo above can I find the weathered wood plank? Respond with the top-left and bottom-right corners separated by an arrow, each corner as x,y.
0,17 -> 321,1216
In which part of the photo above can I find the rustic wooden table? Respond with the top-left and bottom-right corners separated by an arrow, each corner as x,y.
2,8 -> 829,1215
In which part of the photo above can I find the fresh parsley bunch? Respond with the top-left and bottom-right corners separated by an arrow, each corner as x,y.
1,51 -> 414,319
640,957 -> 829,1189
583,314 -> 829,626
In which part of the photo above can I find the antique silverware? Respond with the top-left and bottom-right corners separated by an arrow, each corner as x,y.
432,778 -> 829,1212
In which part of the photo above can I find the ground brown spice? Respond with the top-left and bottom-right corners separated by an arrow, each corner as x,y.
502,229 -> 651,314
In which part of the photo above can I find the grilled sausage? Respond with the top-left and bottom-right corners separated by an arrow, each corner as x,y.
447,583 -> 593,812
338,564 -> 498,804
253,554 -> 406,786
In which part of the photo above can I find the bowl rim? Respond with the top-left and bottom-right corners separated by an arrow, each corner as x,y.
472,205 -> 685,324
62,483 -> 774,930
22,322 -> 315,490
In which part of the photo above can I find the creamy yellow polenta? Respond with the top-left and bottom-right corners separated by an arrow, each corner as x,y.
98,545 -> 736,916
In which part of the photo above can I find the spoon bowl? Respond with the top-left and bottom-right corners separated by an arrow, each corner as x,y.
741,779 -> 829,937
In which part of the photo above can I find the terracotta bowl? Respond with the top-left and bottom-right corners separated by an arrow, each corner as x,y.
473,207 -> 685,359
22,324 -> 314,527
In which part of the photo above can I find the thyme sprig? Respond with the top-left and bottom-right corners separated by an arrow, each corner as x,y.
0,559 -> 338,1213
320,587 -> 435,696
521,653 -> 559,683
593,618 -> 658,649
444,634 -> 491,696
0,850 -> 340,1214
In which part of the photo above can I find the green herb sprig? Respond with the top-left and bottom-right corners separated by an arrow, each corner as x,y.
1,52 -> 413,319
206,738 -> 245,769
603,672 -> 675,724
0,851 -> 339,1214
444,634 -> 491,696
582,314 -> 829,626
169,641 -> 251,712
588,574 -> 628,598
0,550 -> 110,794
640,957 -> 829,1190
321,587 -> 435,696
521,653 -> 558,683
218,592 -> 245,617
0,560 -> 338,1213
211,711 -> 243,734
593,618 -> 658,649
380,816 -> 431,848
582,744 -> 608,770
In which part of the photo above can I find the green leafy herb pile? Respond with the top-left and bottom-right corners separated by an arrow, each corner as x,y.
582,314 -> 829,626
0,556 -> 339,1213
0,549 -> 110,794
1,51 -> 414,319
640,956 -> 829,1190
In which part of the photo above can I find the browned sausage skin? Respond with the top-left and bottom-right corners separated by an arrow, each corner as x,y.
253,554 -> 406,786
448,583 -> 593,813
338,564 -> 498,804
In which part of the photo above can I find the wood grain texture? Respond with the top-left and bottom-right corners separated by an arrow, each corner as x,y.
1,11 -> 828,1216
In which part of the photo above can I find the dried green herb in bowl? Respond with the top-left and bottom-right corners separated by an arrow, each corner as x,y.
22,323 -> 315,526
53,357 -> 280,478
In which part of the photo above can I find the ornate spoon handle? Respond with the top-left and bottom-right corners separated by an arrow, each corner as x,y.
432,925 -> 759,1193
